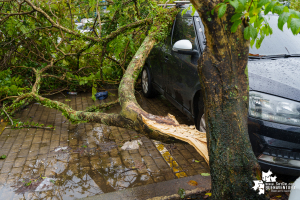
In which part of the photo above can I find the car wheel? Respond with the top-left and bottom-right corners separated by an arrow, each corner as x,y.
197,113 -> 206,132
141,66 -> 156,98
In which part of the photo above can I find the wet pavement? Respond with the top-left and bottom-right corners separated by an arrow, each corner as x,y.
0,90 -> 209,199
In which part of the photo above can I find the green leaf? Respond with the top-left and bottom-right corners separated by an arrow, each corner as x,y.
178,188 -> 186,199
194,160 -> 200,163
231,19 -> 242,33
238,0 -> 247,6
0,155 -> 7,159
290,18 -> 300,35
181,8 -> 187,16
191,6 -> 196,16
250,26 -> 258,39
231,13 -> 243,22
218,4 -> 227,18
229,0 -> 239,9
255,35 -> 265,49
201,173 -> 211,176
264,1 -> 276,15
278,12 -> 290,31
273,5 -> 285,15
250,38 -> 255,47
244,26 -> 251,40
257,0 -> 269,8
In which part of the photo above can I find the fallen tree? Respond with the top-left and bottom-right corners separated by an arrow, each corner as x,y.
1,1 -> 209,162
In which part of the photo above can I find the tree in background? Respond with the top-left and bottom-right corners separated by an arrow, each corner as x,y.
291,0 -> 300,10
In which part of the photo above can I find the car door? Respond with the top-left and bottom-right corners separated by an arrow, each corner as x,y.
147,41 -> 165,92
162,14 -> 201,116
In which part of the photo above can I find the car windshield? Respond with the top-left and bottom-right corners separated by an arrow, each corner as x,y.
249,14 -> 300,56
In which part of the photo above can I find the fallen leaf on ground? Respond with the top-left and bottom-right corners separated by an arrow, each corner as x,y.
1,119 -> 3,122
0,155 -> 7,159
201,173 -> 210,176
194,160 -> 200,163
188,180 -> 198,186
205,193 -> 212,196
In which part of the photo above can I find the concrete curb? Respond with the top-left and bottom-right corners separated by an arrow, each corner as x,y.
80,174 -> 211,200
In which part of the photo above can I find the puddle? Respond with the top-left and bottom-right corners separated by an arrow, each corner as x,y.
0,125 -> 169,199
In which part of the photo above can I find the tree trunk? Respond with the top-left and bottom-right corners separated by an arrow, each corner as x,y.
190,1 -> 266,199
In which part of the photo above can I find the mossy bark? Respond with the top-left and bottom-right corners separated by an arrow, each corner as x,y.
190,0 -> 266,199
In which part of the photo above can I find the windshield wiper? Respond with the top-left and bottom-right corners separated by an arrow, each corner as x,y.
248,54 -> 300,59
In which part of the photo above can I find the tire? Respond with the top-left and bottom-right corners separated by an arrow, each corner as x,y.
141,66 -> 156,98
196,97 -> 206,132
197,113 -> 206,132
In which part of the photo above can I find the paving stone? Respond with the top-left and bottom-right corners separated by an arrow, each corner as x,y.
32,136 -> 42,144
79,157 -> 90,167
190,161 -> 205,170
39,145 -> 50,155
4,152 -> 18,163
148,149 -> 161,158
27,151 -> 38,160
179,149 -> 194,160
142,156 -> 155,167
184,167 -> 198,176
45,167 -> 56,177
153,175 -> 166,183
0,173 -> 8,185
138,148 -> 149,157
154,158 -> 169,169
1,162 -> 13,173
9,144 -> 22,153
51,134 -> 60,141
109,149 -> 119,157
164,172 -> 176,180
14,157 -> 26,168
18,148 -> 30,158
9,167 -> 23,176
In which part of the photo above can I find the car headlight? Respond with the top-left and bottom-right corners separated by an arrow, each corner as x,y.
249,91 -> 300,126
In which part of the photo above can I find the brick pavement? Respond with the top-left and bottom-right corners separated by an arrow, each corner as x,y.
0,90 -> 209,199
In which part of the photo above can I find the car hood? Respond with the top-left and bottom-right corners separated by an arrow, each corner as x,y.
248,57 -> 300,102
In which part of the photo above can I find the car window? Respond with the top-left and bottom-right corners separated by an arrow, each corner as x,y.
250,14 -> 300,55
172,17 -> 197,50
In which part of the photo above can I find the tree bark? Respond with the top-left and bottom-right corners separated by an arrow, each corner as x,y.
190,0 -> 266,199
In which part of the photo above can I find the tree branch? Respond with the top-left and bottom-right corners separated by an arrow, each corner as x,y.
2,106 -> 13,125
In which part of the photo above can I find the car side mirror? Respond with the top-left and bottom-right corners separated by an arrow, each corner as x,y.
172,39 -> 198,55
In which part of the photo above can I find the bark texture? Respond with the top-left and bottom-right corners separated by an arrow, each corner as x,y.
190,0 -> 266,199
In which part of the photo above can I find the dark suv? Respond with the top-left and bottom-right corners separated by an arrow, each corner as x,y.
142,5 -> 300,176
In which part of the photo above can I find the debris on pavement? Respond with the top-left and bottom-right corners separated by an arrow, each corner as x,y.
35,178 -> 57,192
67,92 -> 77,95
95,91 -> 108,100
121,140 -> 143,150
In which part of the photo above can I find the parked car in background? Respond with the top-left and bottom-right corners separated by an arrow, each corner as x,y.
142,4 -> 300,176
81,18 -> 94,24
75,22 -> 93,34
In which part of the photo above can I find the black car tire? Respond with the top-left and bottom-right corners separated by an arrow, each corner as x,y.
141,66 -> 156,98
197,112 -> 206,133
